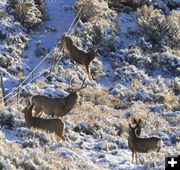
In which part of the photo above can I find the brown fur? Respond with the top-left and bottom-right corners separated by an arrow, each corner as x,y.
22,104 -> 65,140
31,79 -> 87,118
31,92 -> 79,117
61,35 -> 99,77
128,123 -> 161,164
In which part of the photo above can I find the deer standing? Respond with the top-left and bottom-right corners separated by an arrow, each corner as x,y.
128,122 -> 162,164
22,104 -> 65,140
61,34 -> 99,78
128,118 -> 143,153
31,78 -> 87,118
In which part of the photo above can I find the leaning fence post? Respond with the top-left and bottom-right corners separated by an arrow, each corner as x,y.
0,72 -> 7,106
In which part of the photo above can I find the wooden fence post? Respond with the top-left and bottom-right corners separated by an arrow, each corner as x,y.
17,80 -> 21,105
0,72 -> 7,106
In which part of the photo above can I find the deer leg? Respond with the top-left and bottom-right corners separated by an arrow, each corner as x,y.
85,64 -> 93,80
61,136 -> 66,141
132,151 -> 134,163
59,128 -> 65,141
56,132 -> 65,141
136,152 -> 138,164
85,64 -> 90,75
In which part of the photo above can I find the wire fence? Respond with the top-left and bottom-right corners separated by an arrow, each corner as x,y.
1,7 -> 82,106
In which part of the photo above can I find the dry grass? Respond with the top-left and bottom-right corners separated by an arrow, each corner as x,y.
130,79 -> 143,92
72,100 -> 115,125
160,92 -> 179,105
80,86 -> 131,110
116,102 -> 170,135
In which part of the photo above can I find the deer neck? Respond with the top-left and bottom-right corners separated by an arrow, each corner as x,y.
87,51 -> 96,63
129,128 -> 139,142
135,126 -> 141,136
65,37 -> 74,51
64,92 -> 79,112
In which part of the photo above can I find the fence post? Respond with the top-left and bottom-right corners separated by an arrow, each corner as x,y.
0,72 -> 7,106
17,80 -> 21,105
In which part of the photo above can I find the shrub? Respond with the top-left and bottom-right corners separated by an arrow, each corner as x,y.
0,55 -> 12,68
0,9 -> 6,18
137,5 -> 180,49
34,0 -> 47,16
15,2 -> 29,21
75,0 -> 99,23
15,1 -> 42,29
75,0 -> 113,23
7,0 -> 19,9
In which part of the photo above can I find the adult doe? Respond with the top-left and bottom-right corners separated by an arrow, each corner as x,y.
61,34 -> 99,78
22,104 -> 65,140
128,122 -> 162,164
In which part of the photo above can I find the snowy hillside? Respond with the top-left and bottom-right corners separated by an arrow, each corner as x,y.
0,0 -> 179,169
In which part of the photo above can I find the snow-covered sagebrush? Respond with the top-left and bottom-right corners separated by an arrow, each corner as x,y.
0,0 -> 179,169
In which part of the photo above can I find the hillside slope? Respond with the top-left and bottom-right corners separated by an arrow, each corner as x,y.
0,0 -> 179,169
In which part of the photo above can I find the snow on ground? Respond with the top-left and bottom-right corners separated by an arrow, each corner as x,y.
22,0 -> 76,76
116,12 -> 138,48
0,0 -> 179,169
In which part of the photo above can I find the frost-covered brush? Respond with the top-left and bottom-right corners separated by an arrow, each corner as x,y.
60,34 -> 99,79
22,104 -> 65,140
31,78 -> 87,118
128,123 -> 162,164
116,118 -> 143,137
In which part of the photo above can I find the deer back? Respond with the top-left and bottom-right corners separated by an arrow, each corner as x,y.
32,95 -> 54,107
22,104 -> 65,139
31,117 -> 65,134
61,35 -> 98,66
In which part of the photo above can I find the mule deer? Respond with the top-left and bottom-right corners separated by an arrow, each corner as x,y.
128,123 -> 162,164
31,78 -> 87,118
22,104 -> 65,140
61,34 -> 99,78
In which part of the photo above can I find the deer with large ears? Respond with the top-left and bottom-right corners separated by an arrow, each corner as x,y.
60,34 -> 99,78
31,78 -> 87,118
128,119 -> 162,164
117,118 -> 143,137
22,104 -> 65,140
